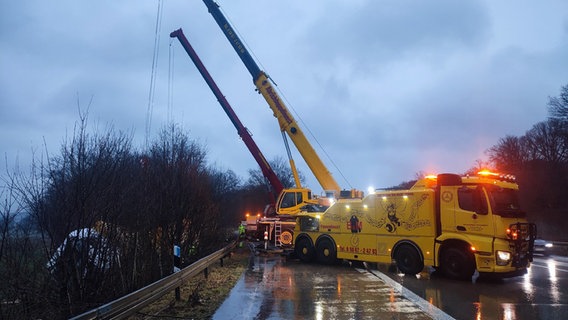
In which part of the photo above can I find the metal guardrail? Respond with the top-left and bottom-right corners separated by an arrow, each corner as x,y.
70,242 -> 236,320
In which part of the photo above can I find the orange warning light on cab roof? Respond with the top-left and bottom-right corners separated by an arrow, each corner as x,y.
477,170 -> 500,176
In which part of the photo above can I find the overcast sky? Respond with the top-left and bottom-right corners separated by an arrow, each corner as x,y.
1,0 -> 567,193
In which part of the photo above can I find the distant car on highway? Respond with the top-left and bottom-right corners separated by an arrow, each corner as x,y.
533,238 -> 553,256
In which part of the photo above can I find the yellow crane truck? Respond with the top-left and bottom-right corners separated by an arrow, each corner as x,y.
294,171 -> 536,279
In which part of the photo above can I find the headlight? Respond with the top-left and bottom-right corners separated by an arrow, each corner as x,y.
545,243 -> 553,248
496,250 -> 511,266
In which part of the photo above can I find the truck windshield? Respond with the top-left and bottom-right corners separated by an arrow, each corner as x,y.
485,185 -> 525,218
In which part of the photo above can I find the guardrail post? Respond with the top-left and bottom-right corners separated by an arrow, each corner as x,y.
174,245 -> 181,301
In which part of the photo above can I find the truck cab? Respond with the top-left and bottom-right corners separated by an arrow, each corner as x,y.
435,172 -> 535,278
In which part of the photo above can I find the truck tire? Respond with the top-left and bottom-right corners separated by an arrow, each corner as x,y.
316,237 -> 338,265
440,247 -> 475,280
394,244 -> 424,275
295,236 -> 315,263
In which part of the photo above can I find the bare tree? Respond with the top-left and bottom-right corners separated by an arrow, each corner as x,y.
0,165 -> 37,319
246,156 -> 304,190
486,136 -> 529,173
1,107 -> 136,317
524,120 -> 568,164
548,84 -> 568,121
208,167 -> 242,229
135,124 -> 227,276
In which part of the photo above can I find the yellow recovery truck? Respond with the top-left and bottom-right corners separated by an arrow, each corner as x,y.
200,0 -> 536,279
294,171 -> 536,279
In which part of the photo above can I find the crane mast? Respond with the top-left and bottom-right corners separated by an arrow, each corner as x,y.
202,0 -> 342,195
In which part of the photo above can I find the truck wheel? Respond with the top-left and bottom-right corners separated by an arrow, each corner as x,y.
440,247 -> 475,280
316,237 -> 338,264
394,244 -> 424,275
295,236 -> 315,262
280,230 -> 293,246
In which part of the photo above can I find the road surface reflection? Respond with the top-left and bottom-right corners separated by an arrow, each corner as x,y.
214,254 -> 434,319
214,253 -> 567,320
377,255 -> 568,319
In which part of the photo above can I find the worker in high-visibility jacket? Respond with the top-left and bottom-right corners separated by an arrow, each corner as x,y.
238,223 -> 246,247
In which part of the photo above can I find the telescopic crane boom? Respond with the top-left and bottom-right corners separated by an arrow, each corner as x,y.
202,0 -> 343,195
170,28 -> 284,197
171,29 -> 301,245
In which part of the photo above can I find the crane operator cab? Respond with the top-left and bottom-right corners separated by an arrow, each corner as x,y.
276,188 -> 362,215
277,188 -> 335,215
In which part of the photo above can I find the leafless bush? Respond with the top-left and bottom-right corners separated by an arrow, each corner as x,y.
1,113 -> 243,318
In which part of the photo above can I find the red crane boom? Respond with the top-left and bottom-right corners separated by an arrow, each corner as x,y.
170,28 -> 284,196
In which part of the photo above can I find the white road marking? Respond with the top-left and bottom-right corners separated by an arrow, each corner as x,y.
355,268 -> 456,320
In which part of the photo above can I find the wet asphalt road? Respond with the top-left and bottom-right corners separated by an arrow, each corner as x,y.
214,249 -> 568,320
377,254 -> 568,320
213,252 -> 444,319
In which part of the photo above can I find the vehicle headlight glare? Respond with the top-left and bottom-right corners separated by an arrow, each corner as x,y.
496,250 -> 511,266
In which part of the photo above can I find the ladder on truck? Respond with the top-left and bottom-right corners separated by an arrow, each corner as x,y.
274,222 -> 282,247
